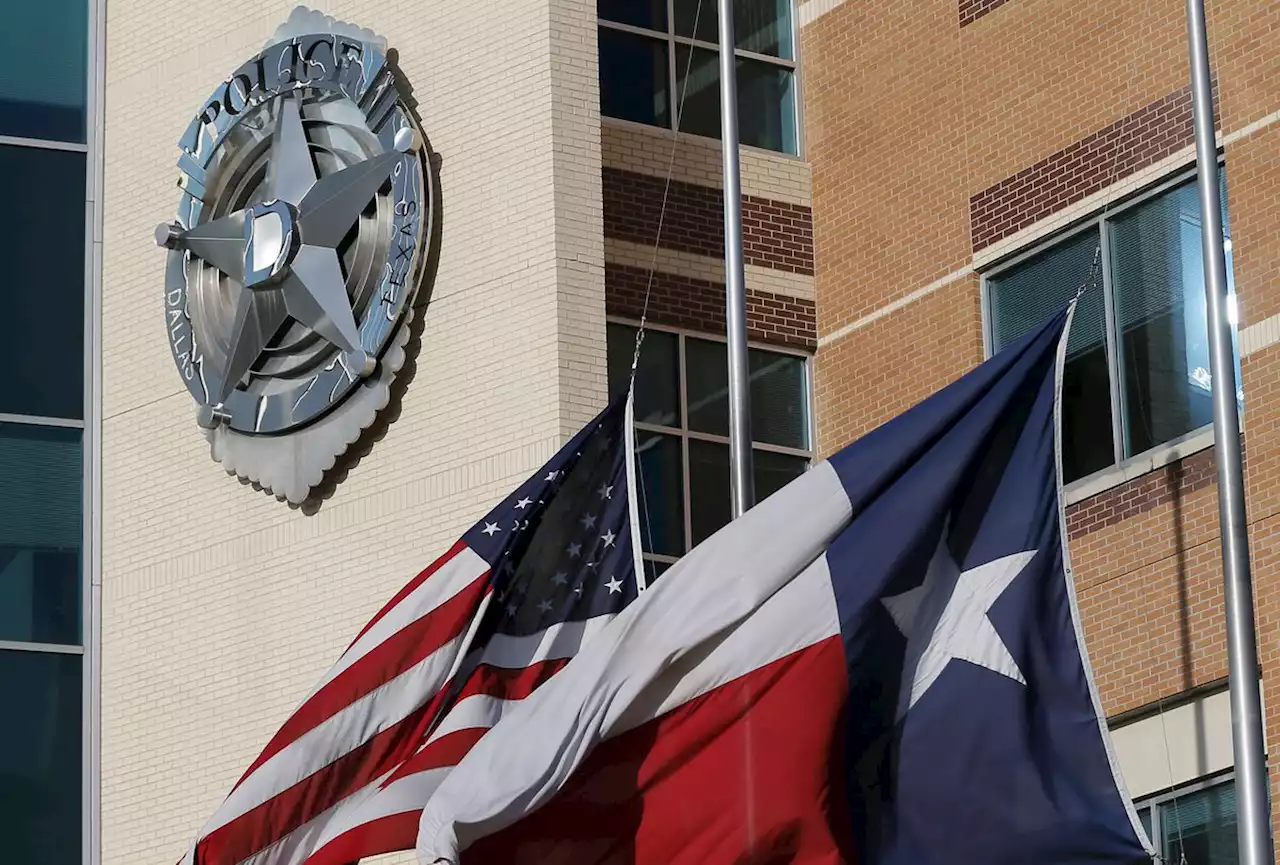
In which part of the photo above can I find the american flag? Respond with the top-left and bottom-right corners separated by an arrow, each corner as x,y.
182,390 -> 643,865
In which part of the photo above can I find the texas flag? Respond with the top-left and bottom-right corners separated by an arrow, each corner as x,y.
413,307 -> 1155,865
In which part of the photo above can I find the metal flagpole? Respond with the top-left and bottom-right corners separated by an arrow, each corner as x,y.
717,0 -> 755,518
1184,3 -> 1273,864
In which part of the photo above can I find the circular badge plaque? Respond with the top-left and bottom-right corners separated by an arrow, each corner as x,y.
157,10 -> 433,502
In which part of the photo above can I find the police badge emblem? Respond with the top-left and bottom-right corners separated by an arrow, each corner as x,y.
156,8 -> 432,503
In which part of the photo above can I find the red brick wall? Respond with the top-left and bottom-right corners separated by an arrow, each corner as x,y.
958,0 -> 1013,27
1065,443 -> 1231,540
815,275 -> 985,453
605,263 -> 816,350
602,167 -> 814,275
970,87 -> 1200,251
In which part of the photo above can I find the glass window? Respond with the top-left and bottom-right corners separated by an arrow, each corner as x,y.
1163,783 -> 1238,865
986,171 -> 1239,485
0,8 -> 90,863
1139,777 -> 1238,865
0,0 -> 88,142
989,228 -> 1113,483
754,448 -> 808,501
634,431 -> 684,558
674,45 -> 722,142
600,0 -> 799,155
607,323 -> 680,426
599,27 -> 671,130
0,145 -> 86,419
737,55 -> 798,155
608,322 -> 813,570
0,424 -> 82,645
672,47 -> 799,154
737,0 -> 794,59
673,0 -> 719,43
1111,177 -> 1242,456
599,0 -> 667,31
674,0 -> 794,59
686,337 -> 809,449
687,441 -> 809,545
643,558 -> 673,583
0,650 -> 82,865
688,439 -> 729,546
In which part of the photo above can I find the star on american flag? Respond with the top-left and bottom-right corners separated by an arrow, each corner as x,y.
458,394 -> 642,641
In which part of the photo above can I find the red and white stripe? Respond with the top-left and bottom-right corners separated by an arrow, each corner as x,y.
293,614 -> 620,864
226,622 -> 616,865
413,461 -> 855,864
182,542 -> 492,865
183,538 -> 624,865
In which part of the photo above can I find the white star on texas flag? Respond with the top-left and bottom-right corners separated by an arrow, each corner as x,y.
882,529 -> 1037,720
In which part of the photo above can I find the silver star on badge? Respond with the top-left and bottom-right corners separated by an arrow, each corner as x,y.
156,93 -> 419,408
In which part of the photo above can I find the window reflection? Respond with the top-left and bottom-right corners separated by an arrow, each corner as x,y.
608,323 -> 813,568
0,0 -> 88,142
0,146 -> 87,419
987,172 -> 1240,483
0,423 -> 81,645
0,651 -> 82,864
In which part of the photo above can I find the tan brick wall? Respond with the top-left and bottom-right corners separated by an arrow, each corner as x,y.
1225,127 -> 1280,328
803,1 -> 973,337
100,1 -> 604,862
601,120 -> 812,206
813,274 -> 984,455
804,0 -> 1280,838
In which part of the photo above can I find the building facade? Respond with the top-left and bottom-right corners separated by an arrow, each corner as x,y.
803,0 -> 1278,862
91,1 -> 814,864
8,0 -> 1269,863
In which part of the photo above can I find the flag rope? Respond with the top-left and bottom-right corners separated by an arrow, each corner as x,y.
628,0 -> 709,381
1155,691 -> 1192,865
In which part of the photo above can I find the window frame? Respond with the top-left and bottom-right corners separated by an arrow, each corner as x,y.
0,0 -> 102,861
1135,771 -> 1236,862
608,316 -> 816,572
598,0 -> 805,158
979,160 -> 1233,500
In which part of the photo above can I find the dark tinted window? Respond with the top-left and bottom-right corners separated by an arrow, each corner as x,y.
634,431 -> 684,557
0,424 -> 81,645
988,172 -> 1240,483
0,146 -> 85,419
674,0 -> 794,59
686,338 -> 809,449
607,323 -> 680,427
598,0 -> 667,31
599,28 -> 670,129
989,228 -> 1114,483
0,0 -> 88,142
0,651 -> 81,864
1110,176 -> 1240,455
688,441 -> 808,545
